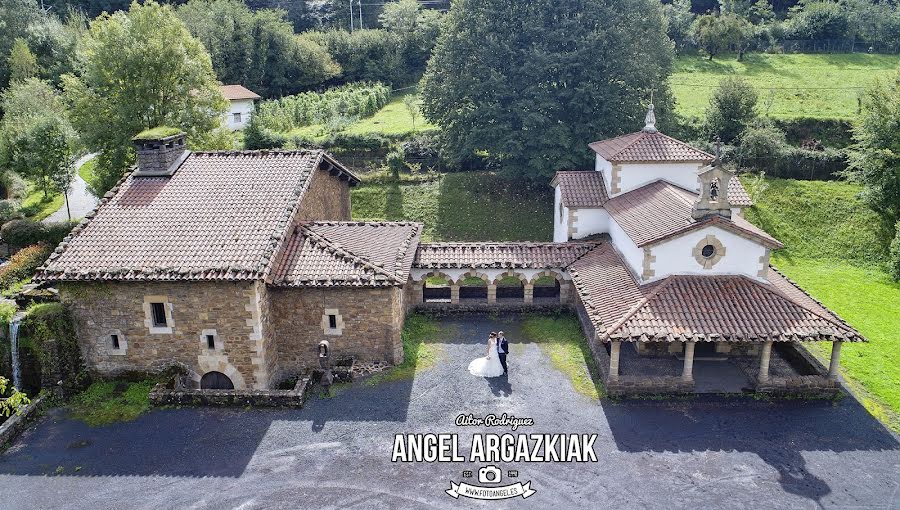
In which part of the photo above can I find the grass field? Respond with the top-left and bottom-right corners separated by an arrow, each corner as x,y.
350,172 -> 552,242
521,314 -> 603,400
671,53 -> 900,119
287,92 -> 434,140
20,186 -> 64,221
742,175 -> 899,430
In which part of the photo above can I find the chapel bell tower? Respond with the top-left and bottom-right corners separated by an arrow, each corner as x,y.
692,146 -> 734,220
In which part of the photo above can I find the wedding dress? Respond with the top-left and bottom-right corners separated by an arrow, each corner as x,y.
468,339 -> 505,378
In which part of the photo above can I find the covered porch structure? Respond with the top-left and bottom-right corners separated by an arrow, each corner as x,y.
569,243 -> 865,396
409,242 -> 597,309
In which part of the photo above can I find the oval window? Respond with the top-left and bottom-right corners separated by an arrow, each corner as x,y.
701,244 -> 716,258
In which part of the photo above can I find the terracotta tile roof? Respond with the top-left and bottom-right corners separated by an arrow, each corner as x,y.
220,84 -> 261,101
36,150 -> 354,282
413,242 -> 597,270
569,243 -> 863,343
272,222 -> 422,287
589,131 -> 714,162
728,177 -> 753,206
551,171 -> 609,207
603,180 -> 781,248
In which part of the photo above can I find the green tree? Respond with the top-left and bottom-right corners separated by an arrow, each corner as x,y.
664,0 -> 696,50
8,38 -> 38,84
693,13 -> 753,60
421,0 -> 674,179
0,376 -> 30,418
403,94 -> 419,130
379,0 -> 443,78
786,1 -> 850,40
704,76 -> 758,144
178,0 -> 339,97
63,1 -> 227,194
0,78 -> 77,197
848,72 -> 900,272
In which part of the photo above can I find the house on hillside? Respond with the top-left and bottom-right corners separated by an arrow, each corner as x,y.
220,85 -> 261,130
34,108 -> 863,396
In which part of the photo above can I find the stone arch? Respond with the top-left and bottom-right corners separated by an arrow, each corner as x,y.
200,371 -> 235,390
492,270 -> 528,286
530,270 -> 563,303
197,357 -> 247,390
422,271 -> 454,303
454,269 -> 490,286
494,270 -> 527,302
456,269 -> 489,302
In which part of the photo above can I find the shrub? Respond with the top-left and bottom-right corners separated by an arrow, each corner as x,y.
0,243 -> 52,291
253,82 -> 391,133
0,200 -> 21,224
385,147 -> 408,179
739,120 -> 787,160
323,132 -> 392,152
1,219 -> 75,250
704,77 -> 758,144
785,1 -> 850,40
890,225 -> 900,281
1,219 -> 45,250
243,117 -> 288,150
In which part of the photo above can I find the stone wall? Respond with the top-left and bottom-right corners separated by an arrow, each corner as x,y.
268,286 -> 404,378
148,374 -> 310,408
296,165 -> 351,221
58,281 -> 269,389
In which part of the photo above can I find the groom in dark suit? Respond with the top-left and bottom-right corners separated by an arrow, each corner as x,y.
497,331 -> 509,374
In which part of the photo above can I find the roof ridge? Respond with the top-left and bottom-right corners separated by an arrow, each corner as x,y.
610,131 -> 648,159
749,272 -> 860,337
604,276 -> 675,338
298,224 -> 404,284
655,132 -> 715,159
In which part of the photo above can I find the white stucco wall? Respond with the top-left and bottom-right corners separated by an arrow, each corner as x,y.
608,217 -> 644,277
553,185 -> 568,243
595,155 -> 613,194
572,208 -> 609,239
616,161 -> 705,197
648,225 -> 768,281
224,99 -> 256,130
409,267 -> 571,283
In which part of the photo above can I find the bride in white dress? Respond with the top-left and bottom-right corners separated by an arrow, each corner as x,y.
468,332 -> 505,378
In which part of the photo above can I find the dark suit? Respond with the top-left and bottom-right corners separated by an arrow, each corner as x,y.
498,337 -> 509,373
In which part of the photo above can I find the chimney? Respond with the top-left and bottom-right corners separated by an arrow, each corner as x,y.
132,127 -> 188,176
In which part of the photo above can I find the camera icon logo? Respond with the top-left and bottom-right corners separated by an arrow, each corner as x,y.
477,465 -> 502,485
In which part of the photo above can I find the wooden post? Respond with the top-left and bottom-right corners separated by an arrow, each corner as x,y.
828,341 -> 842,381
682,341 -> 695,382
609,341 -> 621,382
758,340 -> 773,384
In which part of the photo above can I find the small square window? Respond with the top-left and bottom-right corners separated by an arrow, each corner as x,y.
110,334 -> 120,350
328,314 -> 337,329
150,302 -> 167,327
233,112 -> 242,123
206,334 -> 216,349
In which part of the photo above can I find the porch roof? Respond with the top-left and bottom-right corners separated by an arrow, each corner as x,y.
569,243 -> 863,343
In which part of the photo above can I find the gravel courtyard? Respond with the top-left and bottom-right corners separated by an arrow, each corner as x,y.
1,314 -> 898,510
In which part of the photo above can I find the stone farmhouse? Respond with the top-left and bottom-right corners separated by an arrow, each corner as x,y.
35,106 -> 864,395
220,84 -> 261,131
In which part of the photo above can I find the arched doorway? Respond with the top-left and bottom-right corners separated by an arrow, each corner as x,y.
532,274 -> 561,303
200,371 -> 234,390
423,273 -> 452,303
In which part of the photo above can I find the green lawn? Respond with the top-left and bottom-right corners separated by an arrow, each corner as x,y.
672,53 -> 900,119
351,172 -> 552,242
521,314 -> 603,400
19,186 -> 64,221
287,92 -> 434,140
68,380 -> 155,426
743,175 -> 900,430
78,158 -> 101,193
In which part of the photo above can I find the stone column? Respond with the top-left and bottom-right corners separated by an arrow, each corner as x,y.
559,282 -> 570,304
609,341 -> 621,382
828,341 -> 842,381
487,284 -> 497,304
450,285 -> 460,304
682,341 -> 695,382
758,340 -> 773,384
524,283 -> 534,304
413,282 -> 424,304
